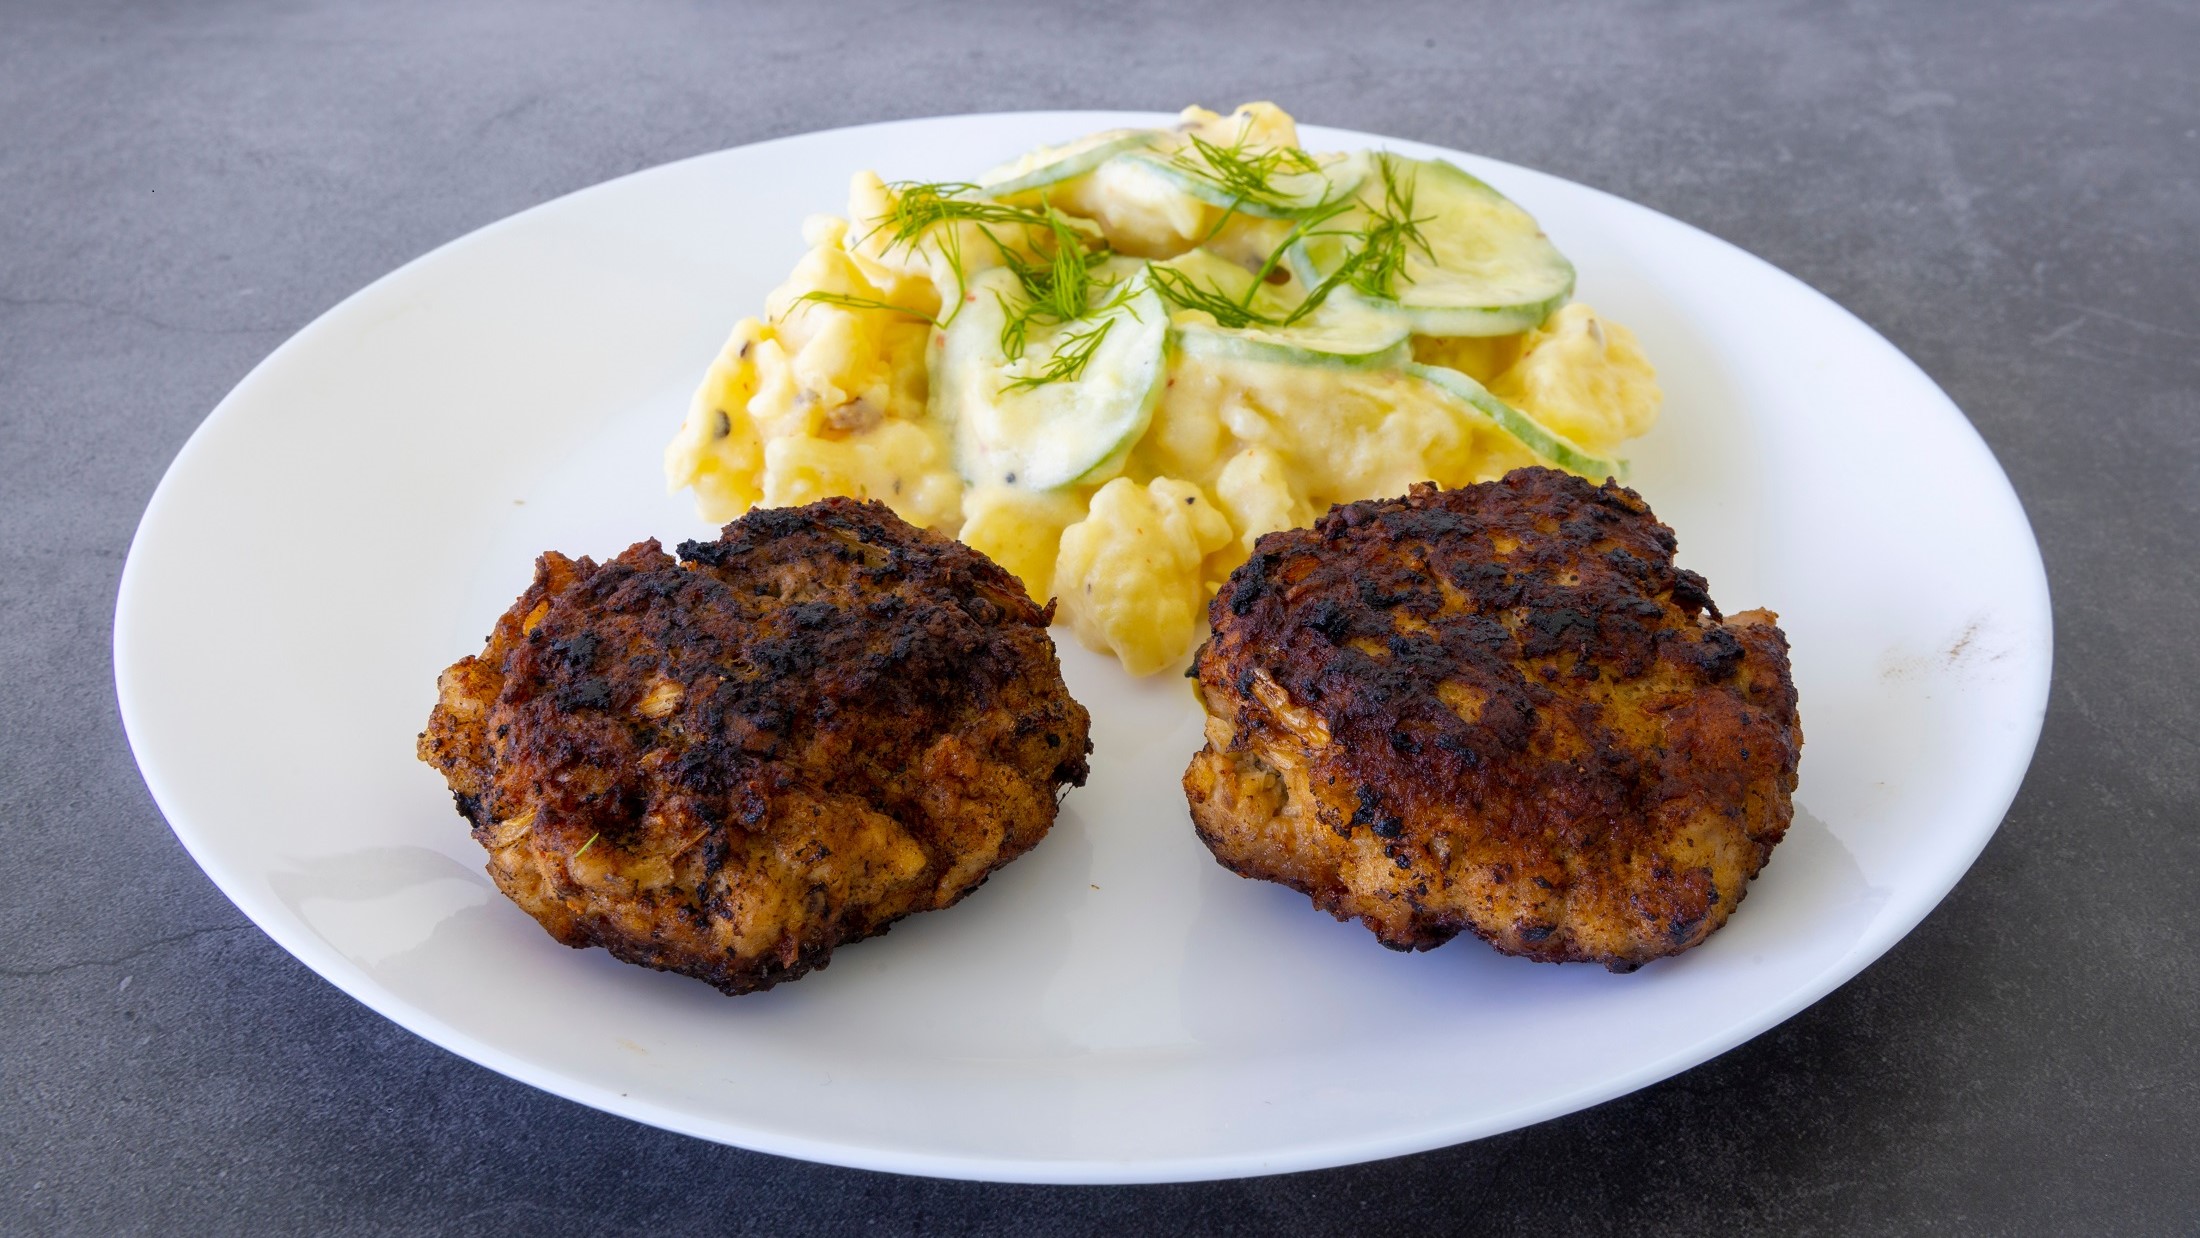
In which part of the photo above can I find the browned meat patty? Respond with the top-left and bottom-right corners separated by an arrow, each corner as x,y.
418,497 -> 1091,994
1183,467 -> 1800,971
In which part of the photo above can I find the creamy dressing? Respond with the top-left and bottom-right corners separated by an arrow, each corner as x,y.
664,103 -> 1661,674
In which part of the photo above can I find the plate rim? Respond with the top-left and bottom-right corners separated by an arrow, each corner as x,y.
113,109 -> 2055,1183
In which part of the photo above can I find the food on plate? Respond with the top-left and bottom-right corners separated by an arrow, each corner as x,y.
416,498 -> 1091,994
1181,468 -> 1801,971
666,102 -> 1662,675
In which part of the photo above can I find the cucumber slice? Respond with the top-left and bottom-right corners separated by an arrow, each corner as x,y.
933,263 -> 1168,491
1155,249 -> 1408,369
1174,313 -> 1409,370
979,129 -> 1156,198
1407,362 -> 1625,479
1119,147 -> 1367,220
1298,155 -> 1575,337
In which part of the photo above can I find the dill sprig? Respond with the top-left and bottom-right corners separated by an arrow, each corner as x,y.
1003,316 -> 1118,391
1244,197 -> 1355,291
1343,154 -> 1436,299
789,290 -> 940,326
1146,265 -> 1269,329
988,209 -> 1103,340
860,181 -> 1054,255
1151,154 -> 1437,330
1167,134 -> 1329,215
852,181 -> 1061,326
988,208 -> 1153,391
998,278 -> 1142,364
1148,198 -> 1362,329
998,276 -> 1145,390
982,206 -> 1145,391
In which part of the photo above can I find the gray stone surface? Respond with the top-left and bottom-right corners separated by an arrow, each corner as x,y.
3,0 -> 2195,1231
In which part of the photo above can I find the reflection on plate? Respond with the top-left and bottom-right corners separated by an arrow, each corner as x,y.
115,113 -> 2050,1183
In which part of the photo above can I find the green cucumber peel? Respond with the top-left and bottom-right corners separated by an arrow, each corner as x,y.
979,130 -> 1158,198
1408,362 -> 1627,480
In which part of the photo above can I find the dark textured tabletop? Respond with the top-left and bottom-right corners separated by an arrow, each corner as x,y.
6,0 -> 2196,1232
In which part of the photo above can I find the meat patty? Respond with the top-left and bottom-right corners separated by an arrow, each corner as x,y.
418,497 -> 1091,994
1183,468 -> 1800,971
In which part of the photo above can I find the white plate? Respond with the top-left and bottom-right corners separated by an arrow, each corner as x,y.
114,112 -> 2051,1183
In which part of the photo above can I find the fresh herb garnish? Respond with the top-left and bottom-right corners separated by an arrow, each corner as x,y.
978,207 -> 1147,389
1147,198 -> 1359,329
844,181 -> 1143,391
1167,134 -> 1330,216
1342,154 -> 1435,300
861,181 -> 1054,255
986,209 -> 1107,351
1146,265 -> 1270,328
1003,316 -> 1119,391
788,290 -> 940,326
849,181 -> 1061,326
1148,153 -> 1436,329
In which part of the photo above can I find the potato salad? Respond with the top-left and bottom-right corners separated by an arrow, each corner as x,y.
667,103 -> 1660,674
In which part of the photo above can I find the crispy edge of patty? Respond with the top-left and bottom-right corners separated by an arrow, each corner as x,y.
1182,468 -> 1801,970
418,498 -> 1092,993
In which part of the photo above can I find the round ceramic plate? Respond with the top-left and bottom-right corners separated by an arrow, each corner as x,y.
114,112 -> 2051,1183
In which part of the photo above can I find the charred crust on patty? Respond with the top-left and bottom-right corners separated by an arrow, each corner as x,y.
1183,467 -> 1801,971
418,497 -> 1091,994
